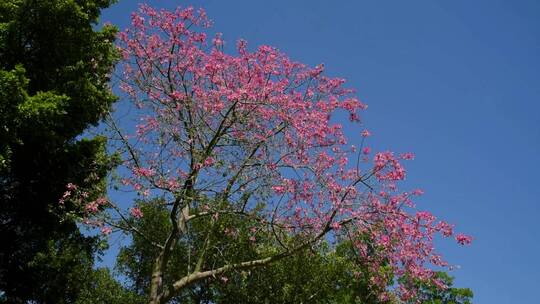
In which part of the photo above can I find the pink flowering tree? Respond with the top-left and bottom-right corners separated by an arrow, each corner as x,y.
63,5 -> 471,304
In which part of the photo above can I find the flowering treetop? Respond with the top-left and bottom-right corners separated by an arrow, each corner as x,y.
62,5 -> 471,303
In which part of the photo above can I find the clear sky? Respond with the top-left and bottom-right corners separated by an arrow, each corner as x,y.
101,1 -> 540,303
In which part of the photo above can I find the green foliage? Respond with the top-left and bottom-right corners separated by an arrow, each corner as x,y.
75,268 -> 144,304
407,272 -> 473,304
211,243 -> 392,304
0,0 -> 118,302
116,200 -> 395,304
117,201 -> 184,296
116,201 -> 473,304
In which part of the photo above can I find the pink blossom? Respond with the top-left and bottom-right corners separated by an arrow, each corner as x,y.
412,188 -> 425,196
455,233 -> 473,245
203,157 -> 215,167
100,226 -> 112,235
61,191 -> 71,200
432,278 -> 448,290
133,167 -> 155,178
212,32 -> 223,48
373,152 -> 406,181
330,222 -> 341,230
85,202 -> 99,213
271,185 -> 286,194
95,197 -> 108,205
400,152 -> 415,160
130,207 -> 144,219
436,221 -> 454,237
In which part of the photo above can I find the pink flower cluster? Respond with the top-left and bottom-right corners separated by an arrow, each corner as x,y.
455,233 -> 473,245
130,207 -> 144,219
373,151 -> 406,181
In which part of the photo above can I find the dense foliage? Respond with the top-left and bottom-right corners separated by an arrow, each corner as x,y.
0,0 -> 118,302
115,201 -> 472,304
114,201 -> 389,303
408,272 -> 473,304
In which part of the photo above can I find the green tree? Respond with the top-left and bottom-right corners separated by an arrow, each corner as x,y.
407,272 -> 473,304
115,200 -> 395,304
211,242 -> 395,304
0,0 -> 118,302
75,268 -> 144,304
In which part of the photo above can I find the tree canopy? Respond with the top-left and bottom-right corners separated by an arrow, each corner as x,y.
64,5 -> 472,303
114,200 -> 472,304
0,0 -> 118,302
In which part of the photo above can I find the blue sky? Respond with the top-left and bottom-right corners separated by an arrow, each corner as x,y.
101,1 -> 540,302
